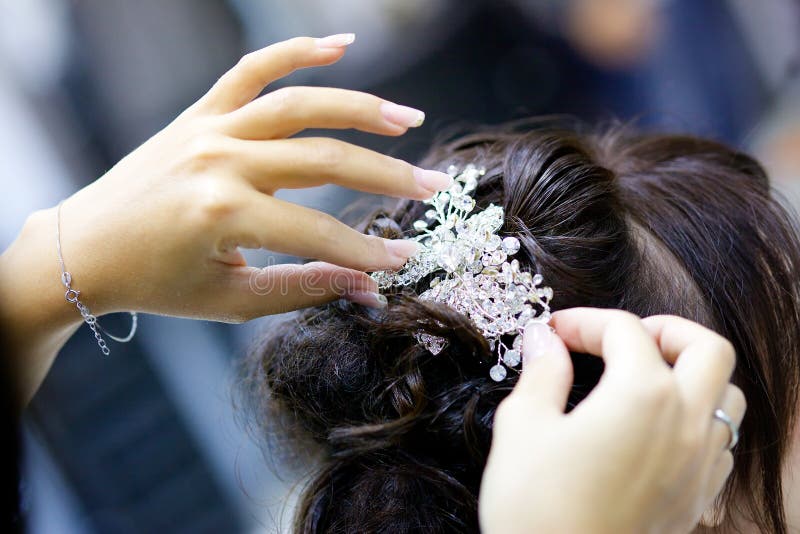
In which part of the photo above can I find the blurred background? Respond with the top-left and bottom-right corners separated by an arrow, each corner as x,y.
2,0 -> 798,532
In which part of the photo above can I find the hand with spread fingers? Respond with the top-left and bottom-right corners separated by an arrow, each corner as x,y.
479,308 -> 746,534
0,34 -> 451,402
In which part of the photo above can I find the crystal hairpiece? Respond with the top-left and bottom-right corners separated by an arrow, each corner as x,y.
371,164 -> 553,381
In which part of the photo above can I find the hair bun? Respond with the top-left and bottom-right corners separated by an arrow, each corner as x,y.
296,450 -> 479,533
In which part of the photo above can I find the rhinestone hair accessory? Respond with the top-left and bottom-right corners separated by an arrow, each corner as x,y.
371,164 -> 553,382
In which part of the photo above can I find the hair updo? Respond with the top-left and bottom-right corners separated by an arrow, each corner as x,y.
241,120 -> 800,534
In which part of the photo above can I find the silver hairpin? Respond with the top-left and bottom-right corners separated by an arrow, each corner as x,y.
372,164 -> 553,381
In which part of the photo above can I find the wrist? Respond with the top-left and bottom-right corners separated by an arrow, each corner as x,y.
0,207 -> 85,402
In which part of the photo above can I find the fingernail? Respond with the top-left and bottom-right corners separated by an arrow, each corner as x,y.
523,322 -> 554,363
343,291 -> 387,308
315,33 -> 356,48
413,167 -> 453,193
380,102 -> 425,128
384,239 -> 418,264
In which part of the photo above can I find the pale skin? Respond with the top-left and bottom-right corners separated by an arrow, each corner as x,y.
0,35 -> 751,532
0,34 -> 453,403
480,309 -> 747,534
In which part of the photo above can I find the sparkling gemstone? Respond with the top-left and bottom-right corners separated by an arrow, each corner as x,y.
503,349 -> 521,367
418,333 -> 446,355
453,195 -> 476,212
485,234 -> 502,251
490,250 -> 507,265
518,307 -> 534,325
367,163 -> 553,384
502,236 -> 520,255
463,175 -> 478,193
499,316 -> 516,331
489,364 -> 508,382
441,244 -> 460,272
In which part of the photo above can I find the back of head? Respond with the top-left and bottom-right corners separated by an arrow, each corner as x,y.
243,120 -> 800,533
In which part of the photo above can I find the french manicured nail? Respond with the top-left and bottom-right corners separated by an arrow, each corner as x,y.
523,322 -> 554,362
343,291 -> 387,308
384,239 -> 418,264
380,102 -> 425,128
414,167 -> 453,193
315,33 -> 356,48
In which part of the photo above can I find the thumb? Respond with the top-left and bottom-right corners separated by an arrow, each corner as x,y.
512,321 -> 574,414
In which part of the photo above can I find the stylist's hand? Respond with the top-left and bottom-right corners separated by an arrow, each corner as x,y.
36,34 -> 450,321
479,308 -> 746,534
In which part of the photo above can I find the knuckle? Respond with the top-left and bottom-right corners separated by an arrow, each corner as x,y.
190,179 -> 240,226
234,51 -> 260,76
711,336 -> 737,368
364,235 -> 389,262
308,139 -> 346,170
185,134 -> 228,168
312,211 -> 341,243
729,385 -> 747,418
604,311 -> 645,342
610,310 -> 642,328
281,39 -> 308,70
267,86 -> 300,115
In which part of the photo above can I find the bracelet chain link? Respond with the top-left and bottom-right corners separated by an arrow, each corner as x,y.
56,200 -> 137,355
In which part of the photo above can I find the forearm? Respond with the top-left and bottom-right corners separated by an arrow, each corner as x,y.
0,207 -> 83,406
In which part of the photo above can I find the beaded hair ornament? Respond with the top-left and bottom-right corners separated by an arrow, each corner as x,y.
371,164 -> 553,382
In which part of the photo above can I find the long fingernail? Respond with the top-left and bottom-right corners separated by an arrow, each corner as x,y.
315,33 -> 356,48
343,291 -> 387,308
384,239 -> 418,264
523,322 -> 554,363
380,102 -> 425,128
414,167 -> 453,193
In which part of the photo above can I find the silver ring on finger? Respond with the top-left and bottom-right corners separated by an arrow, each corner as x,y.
713,408 -> 739,450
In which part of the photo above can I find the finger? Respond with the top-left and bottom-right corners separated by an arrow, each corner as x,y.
641,315 -> 736,417
640,315 -> 734,366
510,322 -> 574,415
230,137 -> 451,200
709,384 -> 746,454
203,35 -> 353,112
217,261 -> 383,321
701,451 -> 734,524
550,307 -> 669,375
229,195 -> 418,272
221,86 -> 425,139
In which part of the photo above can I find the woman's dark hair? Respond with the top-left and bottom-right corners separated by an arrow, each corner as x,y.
241,120 -> 800,533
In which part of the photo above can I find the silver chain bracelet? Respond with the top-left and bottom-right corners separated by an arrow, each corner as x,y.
56,200 -> 137,355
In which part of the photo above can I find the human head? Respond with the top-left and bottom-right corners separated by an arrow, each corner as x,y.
242,119 -> 800,533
